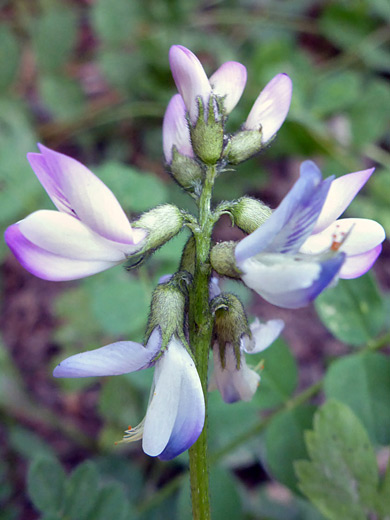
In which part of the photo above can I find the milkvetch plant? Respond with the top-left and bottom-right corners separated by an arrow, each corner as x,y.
4,45 -> 385,520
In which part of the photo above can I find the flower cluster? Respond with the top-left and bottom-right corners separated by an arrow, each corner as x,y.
4,45 -> 385,461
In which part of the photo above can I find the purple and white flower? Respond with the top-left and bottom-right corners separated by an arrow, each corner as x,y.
210,318 -> 284,403
53,328 -> 205,460
163,45 -> 292,163
235,161 -> 385,309
4,145 -> 147,281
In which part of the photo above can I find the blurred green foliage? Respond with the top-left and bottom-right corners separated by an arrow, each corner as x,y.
0,0 -> 389,518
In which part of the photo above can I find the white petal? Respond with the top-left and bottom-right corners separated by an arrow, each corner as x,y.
142,338 -> 183,457
209,61 -> 247,114
312,168 -> 374,233
244,318 -> 285,354
244,73 -> 292,142
29,145 -> 137,244
18,210 -> 127,261
169,45 -> 211,124
53,339 -> 160,378
241,254 -> 321,295
339,245 -> 382,279
4,223 -> 120,281
301,218 -> 385,256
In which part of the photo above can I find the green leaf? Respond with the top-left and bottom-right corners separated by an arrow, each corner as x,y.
265,405 -> 316,492
63,462 -> 99,520
311,72 -> 362,117
39,75 -> 85,121
27,456 -> 66,514
324,352 -> 390,445
315,273 -> 385,346
31,5 -> 78,72
84,268 -> 151,337
0,25 -> 20,90
86,483 -> 135,520
91,0 -> 139,45
95,161 -> 168,213
320,5 -> 375,50
295,401 -> 379,520
254,337 -> 298,410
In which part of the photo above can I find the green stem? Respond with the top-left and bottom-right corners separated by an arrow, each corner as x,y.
188,164 -> 217,520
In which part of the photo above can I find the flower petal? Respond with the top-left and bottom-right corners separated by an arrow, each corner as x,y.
28,145 -> 137,244
244,73 -> 292,143
162,94 -> 193,163
209,61 -> 247,114
339,244 -> 382,279
53,333 -> 161,378
212,345 -> 260,403
240,252 -> 345,309
301,218 -> 385,256
235,161 -> 331,264
4,223 -> 119,281
243,318 -> 284,354
169,45 -> 211,124
142,337 -> 204,458
18,210 -> 130,261
312,168 -> 374,233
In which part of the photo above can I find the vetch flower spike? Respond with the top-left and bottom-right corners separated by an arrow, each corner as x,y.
4,145 -> 147,281
53,328 -> 205,460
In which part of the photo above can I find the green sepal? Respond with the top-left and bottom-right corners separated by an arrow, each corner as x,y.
190,95 -> 224,165
210,241 -> 241,279
169,147 -> 204,195
225,128 -> 263,164
231,196 -> 272,234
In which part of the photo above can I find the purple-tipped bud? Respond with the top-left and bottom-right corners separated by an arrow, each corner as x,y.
244,73 -> 292,144
163,94 -> 194,164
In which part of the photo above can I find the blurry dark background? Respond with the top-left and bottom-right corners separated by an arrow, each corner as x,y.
0,1 -> 389,519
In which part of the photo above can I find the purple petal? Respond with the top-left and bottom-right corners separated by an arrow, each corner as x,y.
240,252 -> 345,309
169,45 -> 211,124
18,210 -> 127,261
143,337 -> 205,459
209,61 -> 247,114
162,94 -> 193,163
4,223 -> 119,281
235,161 -> 331,264
339,244 -> 382,279
313,168 -> 375,233
53,338 -> 159,378
28,145 -> 138,245
244,73 -> 292,142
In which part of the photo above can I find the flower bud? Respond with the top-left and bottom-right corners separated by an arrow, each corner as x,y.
146,271 -> 192,348
211,293 -> 251,369
225,129 -> 263,164
132,204 -> 183,253
232,197 -> 272,234
190,95 -> 224,165
210,241 -> 241,279
170,147 -> 204,193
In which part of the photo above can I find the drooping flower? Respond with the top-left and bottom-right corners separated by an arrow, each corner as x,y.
53,328 -> 205,460
4,145 -> 147,281
210,318 -> 284,403
168,45 -> 292,147
234,161 -> 384,309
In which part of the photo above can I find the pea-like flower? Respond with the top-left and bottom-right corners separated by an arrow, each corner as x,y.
4,145 -> 147,281
53,328 -> 205,460
164,45 -> 292,163
210,318 -> 284,403
235,161 -> 385,309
